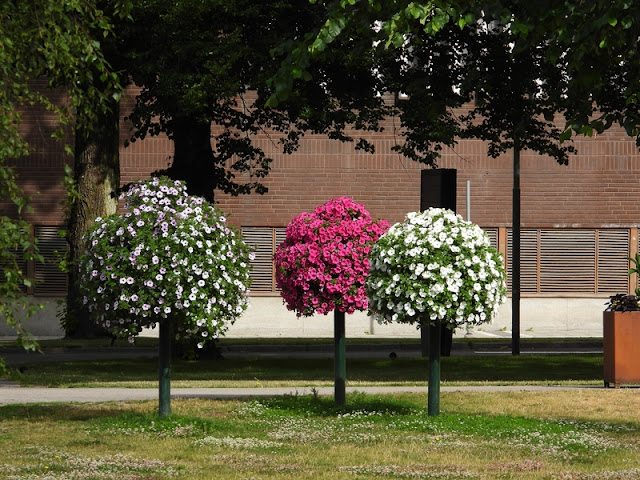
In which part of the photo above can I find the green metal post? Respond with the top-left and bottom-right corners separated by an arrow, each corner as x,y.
428,321 -> 441,416
158,319 -> 171,417
334,309 -> 346,406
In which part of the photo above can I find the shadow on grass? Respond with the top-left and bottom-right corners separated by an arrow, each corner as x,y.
11,354 -> 603,387
0,403 -> 132,421
251,390 -> 420,418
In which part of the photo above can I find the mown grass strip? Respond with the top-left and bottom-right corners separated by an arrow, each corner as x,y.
10,354 -> 603,388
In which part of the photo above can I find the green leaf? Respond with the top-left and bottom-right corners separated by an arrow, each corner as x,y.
409,6 -> 423,19
311,37 -> 326,53
559,129 -> 573,142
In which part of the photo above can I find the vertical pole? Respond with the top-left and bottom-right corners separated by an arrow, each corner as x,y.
159,319 -> 171,417
466,180 -> 473,337
334,309 -> 346,406
428,320 -> 441,416
466,180 -> 471,221
512,145 -> 521,356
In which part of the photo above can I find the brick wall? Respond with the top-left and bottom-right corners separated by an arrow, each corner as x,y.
216,125 -> 640,229
2,82 -> 71,226
4,88 -> 640,230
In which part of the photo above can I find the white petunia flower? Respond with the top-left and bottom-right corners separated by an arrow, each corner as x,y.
366,208 -> 506,329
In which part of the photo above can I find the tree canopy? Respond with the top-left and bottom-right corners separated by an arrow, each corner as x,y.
119,0 -> 393,200
268,0 -> 640,162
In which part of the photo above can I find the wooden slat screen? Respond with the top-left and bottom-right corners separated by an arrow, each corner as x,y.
5,225 -> 636,297
483,228 -> 498,249
507,229 -> 539,293
242,226 -> 633,295
506,228 -> 631,295
241,227 -> 286,294
34,226 -> 68,296
597,230 -> 630,294
539,230 -> 595,293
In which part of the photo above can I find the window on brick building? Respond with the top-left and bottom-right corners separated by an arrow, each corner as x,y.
241,227 -> 286,294
4,226 -> 68,296
33,226 -> 68,296
506,229 -> 630,295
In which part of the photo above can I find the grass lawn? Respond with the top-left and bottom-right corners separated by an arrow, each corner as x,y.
1,390 -> 639,479
2,345 -> 631,479
8,354 -> 604,388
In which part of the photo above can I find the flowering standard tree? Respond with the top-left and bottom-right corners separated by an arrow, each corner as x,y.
275,197 -> 389,404
366,208 -> 507,415
78,177 -> 252,415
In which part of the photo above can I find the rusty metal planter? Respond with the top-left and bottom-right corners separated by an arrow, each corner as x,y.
603,311 -> 640,388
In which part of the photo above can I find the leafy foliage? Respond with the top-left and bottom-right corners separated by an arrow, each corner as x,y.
0,0 -> 130,354
605,294 -> 640,312
270,0 -> 640,165
120,0 -> 393,199
605,252 -> 640,311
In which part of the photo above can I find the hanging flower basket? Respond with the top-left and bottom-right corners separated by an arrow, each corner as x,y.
366,208 -> 507,329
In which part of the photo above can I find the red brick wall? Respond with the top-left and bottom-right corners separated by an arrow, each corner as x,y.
216,125 -> 640,229
4,87 -> 640,230
3,82 -> 71,226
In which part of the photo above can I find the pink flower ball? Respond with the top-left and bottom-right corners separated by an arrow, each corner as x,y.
274,197 -> 389,317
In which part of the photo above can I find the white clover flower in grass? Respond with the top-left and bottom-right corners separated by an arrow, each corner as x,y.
78,177 -> 252,346
366,208 -> 507,329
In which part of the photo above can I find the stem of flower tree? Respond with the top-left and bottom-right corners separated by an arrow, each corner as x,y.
428,321 -> 441,416
159,318 -> 171,417
334,309 -> 346,406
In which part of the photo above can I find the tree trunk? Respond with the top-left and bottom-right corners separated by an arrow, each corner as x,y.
65,101 -> 120,337
165,117 -> 216,202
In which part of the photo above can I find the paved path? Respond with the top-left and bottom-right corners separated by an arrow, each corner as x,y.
0,384 -> 603,406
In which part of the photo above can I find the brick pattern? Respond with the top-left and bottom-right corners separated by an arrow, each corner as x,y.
2,83 -> 71,226
217,126 -> 640,229
4,89 -> 640,230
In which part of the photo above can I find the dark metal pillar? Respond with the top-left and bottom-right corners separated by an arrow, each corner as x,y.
159,319 -> 171,416
334,310 -> 346,406
420,169 -> 456,357
427,321 -> 441,416
512,146 -> 521,356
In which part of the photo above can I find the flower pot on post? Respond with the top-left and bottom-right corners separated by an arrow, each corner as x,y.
603,310 -> 640,388
366,208 -> 507,416
78,177 -> 252,417
275,197 -> 389,406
